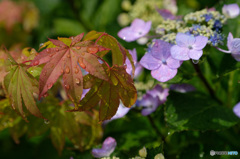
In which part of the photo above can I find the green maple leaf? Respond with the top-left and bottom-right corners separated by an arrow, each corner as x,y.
3,53 -> 45,120
70,65 -> 137,121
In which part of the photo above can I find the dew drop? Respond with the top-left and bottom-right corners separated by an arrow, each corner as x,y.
44,119 -> 50,124
43,71 -> 47,76
76,46 -> 81,50
192,59 -> 199,64
72,42 -> 76,46
55,48 -> 59,52
70,36 -> 74,40
75,68 -> 79,74
80,63 -> 86,69
67,53 -> 71,58
43,93 -> 49,97
81,52 -> 85,56
60,69 -> 64,73
39,43 -> 44,47
65,67 -> 70,74
65,84 -> 70,90
75,78 -> 80,84
87,47 -> 99,54
33,60 -> 39,66
46,48 -> 50,53
47,83 -> 53,89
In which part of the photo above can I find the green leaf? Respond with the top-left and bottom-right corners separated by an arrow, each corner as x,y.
165,92 -> 239,131
72,65 -> 137,121
97,34 -> 126,66
4,61 -> 44,120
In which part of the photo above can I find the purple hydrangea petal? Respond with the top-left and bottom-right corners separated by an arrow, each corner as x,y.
171,45 -> 190,60
140,53 -> 162,70
135,63 -> 143,77
232,53 -> 240,61
188,49 -> 203,60
176,33 -> 195,47
128,48 -> 137,62
151,65 -> 177,82
110,103 -> 130,120
139,94 -> 160,116
92,137 -> 117,158
157,9 -> 176,20
233,102 -> 240,118
141,106 -> 158,116
227,32 -> 234,50
170,84 -> 196,93
118,27 -> 138,42
148,85 -> 169,103
151,40 -> 172,61
230,39 -> 240,54
166,56 -> 182,69
118,19 -> 151,42
222,4 -> 240,19
192,36 -> 208,50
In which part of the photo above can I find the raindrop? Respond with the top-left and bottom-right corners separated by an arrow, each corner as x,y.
192,59 -> 199,64
75,68 -> 79,74
75,78 -> 80,84
65,84 -> 70,90
43,93 -> 48,97
80,63 -> 86,69
123,37 -> 126,40
72,42 -> 76,46
60,69 -> 64,74
44,119 -> 50,124
65,67 -> 70,74
87,47 -> 99,54
76,46 -> 81,50
55,48 -> 59,52
67,54 -> 71,58
39,43 -> 44,48
81,52 -> 85,56
46,48 -> 50,53
47,83 -> 53,89
33,60 -> 39,66
70,36 -> 74,40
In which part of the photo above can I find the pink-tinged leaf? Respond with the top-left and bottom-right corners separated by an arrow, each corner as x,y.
71,33 -> 84,45
4,56 -> 45,120
48,38 -> 66,47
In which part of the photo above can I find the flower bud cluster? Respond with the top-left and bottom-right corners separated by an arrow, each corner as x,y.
155,9 -> 227,46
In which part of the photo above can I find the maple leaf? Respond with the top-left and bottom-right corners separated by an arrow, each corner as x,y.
30,33 -> 109,105
69,65 -> 137,121
3,52 -> 44,121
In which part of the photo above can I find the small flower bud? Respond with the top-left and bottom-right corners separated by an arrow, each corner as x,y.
139,147 -> 147,157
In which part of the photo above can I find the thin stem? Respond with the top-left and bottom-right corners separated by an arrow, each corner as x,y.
191,62 -> 223,104
214,46 -> 231,53
147,115 -> 166,144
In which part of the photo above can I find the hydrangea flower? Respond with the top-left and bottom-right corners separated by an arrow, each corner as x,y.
137,85 -> 169,116
222,4 -> 240,19
92,137 -> 117,158
140,39 -> 181,82
170,84 -> 195,93
118,18 -> 151,42
226,32 -> 240,61
171,33 -> 208,61
109,103 -> 130,121
233,102 -> 240,118
126,48 -> 143,78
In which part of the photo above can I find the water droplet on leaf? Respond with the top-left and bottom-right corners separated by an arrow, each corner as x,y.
65,67 -> 70,74
65,84 -> 70,90
33,60 -> 39,66
46,48 -> 50,53
55,48 -> 59,52
87,47 -> 99,54
75,68 -> 79,74
192,59 -> 199,64
47,83 -> 53,89
75,78 -> 80,84
81,52 -> 85,56
44,119 -> 50,124
39,43 -> 44,47
76,46 -> 81,50
67,54 -> 71,58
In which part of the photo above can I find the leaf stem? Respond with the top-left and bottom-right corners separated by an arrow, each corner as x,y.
191,62 -> 223,104
91,53 -> 110,69
147,115 -> 166,144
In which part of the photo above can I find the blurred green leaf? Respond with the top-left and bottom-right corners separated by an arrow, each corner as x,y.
165,92 -> 239,131
53,18 -> 86,36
